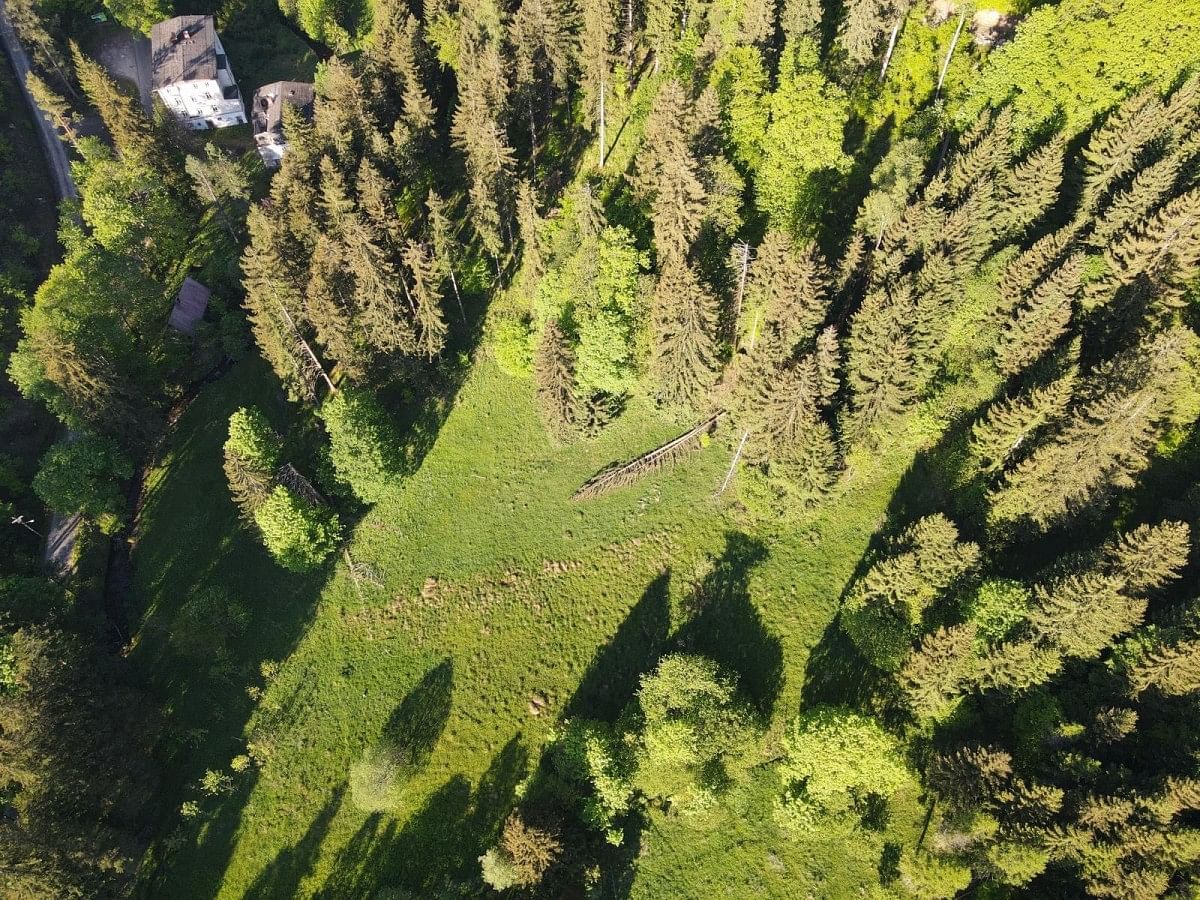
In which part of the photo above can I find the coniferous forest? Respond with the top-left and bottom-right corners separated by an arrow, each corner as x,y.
2,0 -> 1200,894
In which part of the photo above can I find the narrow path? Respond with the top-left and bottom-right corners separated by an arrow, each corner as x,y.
0,0 -> 82,573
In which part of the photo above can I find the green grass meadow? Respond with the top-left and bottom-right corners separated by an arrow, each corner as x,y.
128,347 -> 987,897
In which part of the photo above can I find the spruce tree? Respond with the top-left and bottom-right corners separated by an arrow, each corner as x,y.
841,515 -> 979,671
1026,572 -> 1144,660
635,80 -> 708,264
404,241 -> 448,359
650,258 -> 721,409
989,327 -> 1200,529
1127,639 -> 1200,696
900,623 -> 979,721
307,234 -> 370,379
994,227 -> 1075,323
26,72 -> 77,144
741,232 -> 829,352
844,288 -> 917,445
998,136 -> 1065,238
976,639 -> 1063,692
1100,521 -> 1190,597
1079,89 -> 1170,215
579,0 -> 617,166
1089,151 -> 1184,249
426,189 -> 465,319
995,253 -> 1083,376
534,320 -> 579,439
839,0 -> 884,67
970,368 -> 1076,474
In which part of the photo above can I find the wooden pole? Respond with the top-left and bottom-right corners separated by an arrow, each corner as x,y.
716,429 -> 750,497
732,242 -> 751,351
936,12 -> 967,98
598,70 -> 607,169
879,20 -> 901,80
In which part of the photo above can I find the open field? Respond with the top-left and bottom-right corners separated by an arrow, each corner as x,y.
128,347 -> 991,896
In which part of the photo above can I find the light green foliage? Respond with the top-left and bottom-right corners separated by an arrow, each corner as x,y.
33,434 -> 132,534
965,580 -> 1030,645
630,654 -> 758,814
349,745 -> 402,811
756,39 -> 850,232
570,227 -> 649,397
492,316 -> 536,377
841,515 -> 980,671
479,848 -> 519,889
225,407 -> 281,472
320,389 -> 402,504
897,848 -> 973,899
710,47 -> 771,171
550,718 -> 635,843
280,0 -> 372,50
0,635 -> 18,693
957,0 -> 1200,142
776,706 -> 910,833
72,138 -> 189,274
102,0 -> 171,34
986,841 -> 1050,886
861,11 -> 940,129
252,486 -> 341,572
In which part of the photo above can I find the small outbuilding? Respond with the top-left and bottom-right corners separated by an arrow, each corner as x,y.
167,277 -> 211,336
251,81 -> 315,167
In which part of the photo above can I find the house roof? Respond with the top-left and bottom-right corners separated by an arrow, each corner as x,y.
151,15 -> 217,91
251,81 -> 315,137
167,277 -> 211,335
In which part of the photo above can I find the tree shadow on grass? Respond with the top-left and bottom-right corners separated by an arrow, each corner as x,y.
244,785 -> 347,900
381,658 -> 455,769
563,571 -> 672,722
317,735 -> 530,896
673,532 -> 783,717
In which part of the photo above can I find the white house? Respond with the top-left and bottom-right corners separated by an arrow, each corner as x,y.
251,81 -> 315,167
150,15 -> 246,129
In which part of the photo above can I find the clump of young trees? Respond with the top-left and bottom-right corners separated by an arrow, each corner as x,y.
223,407 -> 341,572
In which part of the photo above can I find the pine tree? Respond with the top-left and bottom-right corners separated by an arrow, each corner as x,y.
741,232 -> 829,352
26,72 -> 77,144
511,0 -> 576,91
516,179 -> 545,280
780,0 -> 823,44
534,320 -> 579,439
1079,89 -> 1170,214
900,623 -> 979,721
839,0 -> 884,67
994,227 -> 1075,323
970,368 -> 1076,474
644,0 -> 681,72
580,0 -> 617,166
990,327 -> 1199,529
1089,151 -> 1184,249
1086,188 -> 1200,311
1100,521 -> 1190,596
995,253 -> 1083,376
451,61 -> 517,258
313,58 -> 371,167
635,80 -> 708,263
844,288 -> 917,445
404,241 -> 448,359
1127,639 -> 1200,696
998,136 -> 1065,238
1026,572 -> 1144,660
650,258 -> 721,409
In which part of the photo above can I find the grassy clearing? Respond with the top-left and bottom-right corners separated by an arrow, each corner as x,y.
128,336 -> 1000,896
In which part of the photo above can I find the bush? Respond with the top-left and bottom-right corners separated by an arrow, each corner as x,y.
225,407 -> 281,471
479,814 -> 562,889
493,315 -> 536,377
319,389 -> 402,504
253,487 -> 341,572
32,434 -> 132,534
348,744 -> 402,812
479,847 -> 519,891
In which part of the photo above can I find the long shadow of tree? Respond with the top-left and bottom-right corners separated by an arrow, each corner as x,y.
380,658 -> 455,770
563,571 -> 673,722
317,735 -> 529,897
673,532 -> 783,717
243,785 -> 347,900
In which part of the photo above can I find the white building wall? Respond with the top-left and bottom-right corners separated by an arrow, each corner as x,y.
155,34 -> 246,130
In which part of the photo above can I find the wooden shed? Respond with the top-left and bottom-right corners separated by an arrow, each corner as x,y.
168,277 -> 211,336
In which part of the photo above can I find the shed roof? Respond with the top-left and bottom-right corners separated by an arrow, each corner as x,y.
168,277 -> 211,335
251,81 -> 315,137
151,15 -> 217,91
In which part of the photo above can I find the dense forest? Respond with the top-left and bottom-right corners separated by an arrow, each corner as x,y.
2,0 -> 1200,894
